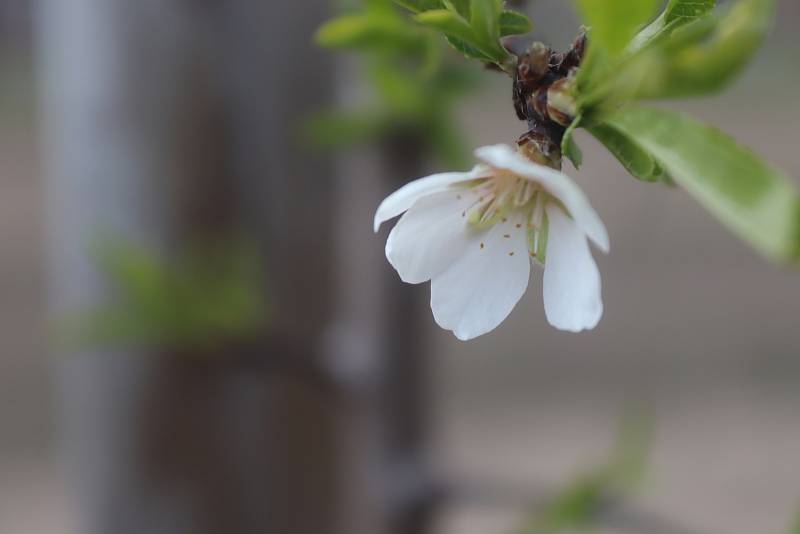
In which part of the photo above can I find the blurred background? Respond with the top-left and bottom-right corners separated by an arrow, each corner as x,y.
1,0 -> 800,533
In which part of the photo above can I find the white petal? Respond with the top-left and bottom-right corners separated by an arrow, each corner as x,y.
475,144 -> 609,253
373,165 -> 489,233
542,204 -> 603,333
386,190 -> 477,284
430,212 -> 531,341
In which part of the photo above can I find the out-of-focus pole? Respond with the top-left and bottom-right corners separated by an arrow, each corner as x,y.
38,0 -> 339,533
38,0 -> 434,533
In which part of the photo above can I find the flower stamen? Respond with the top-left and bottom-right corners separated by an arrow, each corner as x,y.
465,175 -> 541,231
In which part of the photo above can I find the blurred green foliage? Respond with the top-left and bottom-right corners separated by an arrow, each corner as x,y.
791,511 -> 800,534
312,0 -> 531,167
63,240 -> 268,352
394,0 -> 531,67
511,411 -> 653,534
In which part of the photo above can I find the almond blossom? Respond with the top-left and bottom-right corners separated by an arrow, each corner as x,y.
374,144 -> 609,340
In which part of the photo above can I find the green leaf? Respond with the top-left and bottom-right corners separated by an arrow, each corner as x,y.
499,10 -> 533,37
315,13 -> 422,53
574,0 -> 661,92
469,0 -> 508,61
574,0 -> 661,57
444,34 -> 494,60
415,9 -> 476,44
631,0 -> 774,100
664,0 -> 716,24
587,124 -> 664,182
470,0 -> 501,40
562,117 -> 583,169
416,9 -> 503,62
443,0 -> 470,18
599,107 -> 800,262
650,0 -> 773,99
631,0 -> 716,51
585,0 -> 774,106
393,0 -> 442,13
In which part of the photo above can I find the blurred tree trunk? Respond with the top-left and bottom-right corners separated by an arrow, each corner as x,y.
38,1 -> 432,534
329,138 -> 433,534
38,0 -> 338,533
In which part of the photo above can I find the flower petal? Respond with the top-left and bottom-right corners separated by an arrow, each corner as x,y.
475,144 -> 609,253
542,204 -> 603,333
374,166 -> 489,233
386,190 -> 478,284
430,212 -> 531,340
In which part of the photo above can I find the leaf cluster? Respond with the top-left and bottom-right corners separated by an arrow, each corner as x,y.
400,0 -> 531,68
313,0 -> 523,167
568,0 -> 800,263
317,0 -> 800,263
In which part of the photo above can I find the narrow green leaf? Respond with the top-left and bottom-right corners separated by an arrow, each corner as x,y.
631,0 -> 716,51
444,35 -> 494,60
499,10 -> 533,37
671,0 -> 772,95
587,124 -> 663,182
470,0 -> 501,41
315,13 -> 422,53
638,0 -> 774,100
586,0 -> 774,106
574,0 -> 662,92
416,9 -> 503,61
562,117 -> 583,169
469,0 -> 508,61
415,9 -> 476,43
600,107 -> 800,262
443,0 -> 471,18
664,0 -> 716,24
393,0 -> 442,13
574,0 -> 661,57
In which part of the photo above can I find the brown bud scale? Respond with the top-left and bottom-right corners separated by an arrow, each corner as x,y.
511,29 -> 586,169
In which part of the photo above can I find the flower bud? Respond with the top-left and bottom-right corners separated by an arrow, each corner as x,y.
516,42 -> 550,87
546,77 -> 577,127
517,129 -> 562,170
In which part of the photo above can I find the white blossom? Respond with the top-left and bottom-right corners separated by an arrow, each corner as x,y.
374,144 -> 609,340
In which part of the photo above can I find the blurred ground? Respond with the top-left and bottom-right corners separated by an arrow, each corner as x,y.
2,1 -> 800,533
